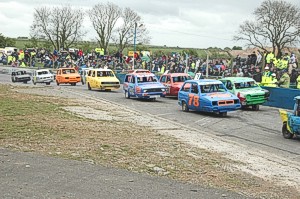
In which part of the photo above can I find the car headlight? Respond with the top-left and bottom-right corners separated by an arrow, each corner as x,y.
161,88 -> 166,92
143,90 -> 147,93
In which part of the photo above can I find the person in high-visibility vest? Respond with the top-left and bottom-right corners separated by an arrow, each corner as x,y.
278,69 -> 290,88
190,62 -> 195,72
266,51 -> 275,64
265,73 -> 278,87
297,75 -> 300,89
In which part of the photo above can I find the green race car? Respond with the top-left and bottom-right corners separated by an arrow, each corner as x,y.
220,77 -> 268,111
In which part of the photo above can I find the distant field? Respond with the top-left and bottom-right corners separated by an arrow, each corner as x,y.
14,39 -> 230,59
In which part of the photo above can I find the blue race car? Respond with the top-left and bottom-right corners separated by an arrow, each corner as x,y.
178,79 -> 241,116
123,72 -> 166,101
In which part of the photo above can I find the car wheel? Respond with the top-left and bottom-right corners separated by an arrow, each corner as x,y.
125,91 -> 130,99
219,112 -> 227,117
105,89 -> 111,92
46,82 -> 50,85
71,83 -> 76,86
182,101 -> 189,112
23,81 -> 28,84
56,81 -> 60,86
88,83 -> 92,90
282,122 -> 294,139
252,105 -> 260,111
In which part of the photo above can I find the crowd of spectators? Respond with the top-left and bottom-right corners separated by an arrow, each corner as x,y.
0,47 -> 299,86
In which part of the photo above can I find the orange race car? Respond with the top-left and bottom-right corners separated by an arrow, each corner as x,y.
56,68 -> 81,86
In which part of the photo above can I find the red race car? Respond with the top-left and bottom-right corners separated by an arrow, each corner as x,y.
159,73 -> 191,97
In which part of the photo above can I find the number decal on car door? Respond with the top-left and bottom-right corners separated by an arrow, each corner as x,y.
188,94 -> 200,107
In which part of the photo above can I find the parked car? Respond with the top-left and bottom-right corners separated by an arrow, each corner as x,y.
178,79 -> 241,116
11,70 -> 31,83
123,72 -> 166,101
159,73 -> 191,97
32,69 -> 54,85
56,68 -> 81,86
220,77 -> 268,111
86,69 -> 120,91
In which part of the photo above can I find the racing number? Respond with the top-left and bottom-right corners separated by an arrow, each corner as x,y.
188,94 -> 199,107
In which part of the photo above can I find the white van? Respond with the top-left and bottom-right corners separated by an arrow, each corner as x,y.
5,47 -> 18,55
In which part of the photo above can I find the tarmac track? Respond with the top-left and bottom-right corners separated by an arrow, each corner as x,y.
1,73 -> 300,162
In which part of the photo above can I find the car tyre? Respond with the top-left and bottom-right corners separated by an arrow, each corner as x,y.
182,101 -> 189,112
71,83 -> 76,86
23,81 -> 28,84
252,105 -> 260,111
219,112 -> 227,117
88,83 -> 92,90
46,82 -> 50,85
56,81 -> 60,86
282,122 -> 294,139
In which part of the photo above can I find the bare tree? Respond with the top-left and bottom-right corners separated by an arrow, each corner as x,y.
234,0 -> 300,58
112,7 -> 151,53
88,2 -> 121,54
31,6 -> 85,50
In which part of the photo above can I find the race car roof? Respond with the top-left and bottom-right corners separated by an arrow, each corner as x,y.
185,79 -> 223,85
220,77 -> 255,83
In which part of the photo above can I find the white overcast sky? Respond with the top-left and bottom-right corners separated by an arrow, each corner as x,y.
0,0 -> 299,48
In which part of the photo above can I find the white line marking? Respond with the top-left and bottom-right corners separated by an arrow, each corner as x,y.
157,113 -> 173,116
194,117 -> 208,123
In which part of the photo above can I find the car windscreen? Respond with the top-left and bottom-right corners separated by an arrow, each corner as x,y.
97,71 -> 114,77
62,69 -> 76,74
172,76 -> 190,82
200,84 -> 226,93
234,81 -> 258,89
137,75 -> 158,83
37,71 -> 49,75
16,71 -> 26,75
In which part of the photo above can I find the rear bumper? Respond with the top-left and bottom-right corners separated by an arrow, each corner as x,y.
37,79 -> 53,83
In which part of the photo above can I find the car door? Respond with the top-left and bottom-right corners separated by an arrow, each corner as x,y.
11,72 -> 15,81
56,70 -> 61,82
123,75 -> 131,92
91,71 -> 96,88
189,83 -> 200,111
179,82 -> 192,107
128,75 -> 136,96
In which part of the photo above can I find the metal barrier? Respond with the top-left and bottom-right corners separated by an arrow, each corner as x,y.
262,86 -> 300,110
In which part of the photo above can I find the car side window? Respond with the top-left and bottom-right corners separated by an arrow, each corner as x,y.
130,76 -> 136,83
160,76 -> 166,83
191,83 -> 199,94
181,82 -> 191,92
226,81 -> 233,90
92,71 -> 95,77
166,76 -> 171,83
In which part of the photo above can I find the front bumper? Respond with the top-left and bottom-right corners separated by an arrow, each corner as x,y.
136,92 -> 166,99
100,84 -> 121,90
207,104 -> 241,112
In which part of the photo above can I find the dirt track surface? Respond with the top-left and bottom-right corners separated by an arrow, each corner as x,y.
0,148 -> 247,199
